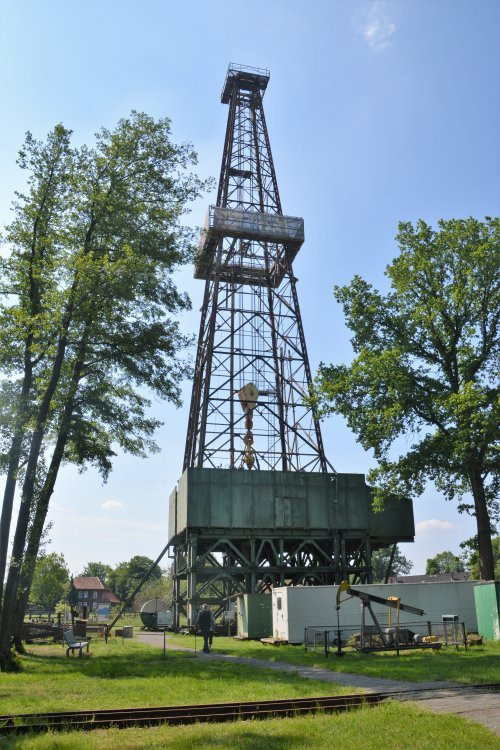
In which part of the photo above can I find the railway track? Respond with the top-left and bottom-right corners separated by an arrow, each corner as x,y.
0,684 -> 497,735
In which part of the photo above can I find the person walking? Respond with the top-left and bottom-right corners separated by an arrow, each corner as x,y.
208,608 -> 215,648
196,604 -> 212,653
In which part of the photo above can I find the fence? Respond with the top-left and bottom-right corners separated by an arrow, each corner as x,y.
304,620 -> 467,657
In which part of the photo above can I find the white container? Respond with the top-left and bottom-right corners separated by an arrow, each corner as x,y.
272,581 -> 488,644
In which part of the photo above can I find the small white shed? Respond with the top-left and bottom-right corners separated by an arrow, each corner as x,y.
272,581 -> 487,644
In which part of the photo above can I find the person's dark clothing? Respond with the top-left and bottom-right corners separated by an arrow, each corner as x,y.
196,609 -> 211,631
196,609 -> 212,652
208,611 -> 215,646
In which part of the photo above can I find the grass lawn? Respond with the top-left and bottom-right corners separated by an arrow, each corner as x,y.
0,638 -> 350,716
1,701 -> 498,750
105,614 -> 142,628
1,638 -> 498,749
168,633 -> 500,685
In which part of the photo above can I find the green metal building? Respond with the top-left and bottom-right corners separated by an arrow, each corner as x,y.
168,468 -> 414,626
235,593 -> 273,639
474,582 -> 500,640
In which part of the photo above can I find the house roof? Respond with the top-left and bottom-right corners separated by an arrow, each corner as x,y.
107,590 -> 121,604
72,576 -> 106,590
388,572 -> 471,584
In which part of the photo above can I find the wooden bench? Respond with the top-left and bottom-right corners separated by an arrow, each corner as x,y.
63,629 -> 90,657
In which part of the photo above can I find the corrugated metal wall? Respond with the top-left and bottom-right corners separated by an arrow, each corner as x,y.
236,594 -> 272,639
474,583 -> 500,640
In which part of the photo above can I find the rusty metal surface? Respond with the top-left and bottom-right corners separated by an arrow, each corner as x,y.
0,693 -> 384,734
1,685 -> 497,736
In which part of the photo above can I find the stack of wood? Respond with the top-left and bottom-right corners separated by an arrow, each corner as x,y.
21,622 -> 63,643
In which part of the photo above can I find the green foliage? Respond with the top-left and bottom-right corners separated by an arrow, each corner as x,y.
107,555 -> 162,602
54,600 -> 70,617
29,552 -> 69,610
425,550 -> 464,575
465,537 -> 500,580
313,218 -> 499,579
133,573 -> 173,611
1,112 -> 208,497
82,561 -> 112,584
371,545 -> 413,582
0,114 -> 210,667
67,584 -> 79,607
0,124 -> 73,404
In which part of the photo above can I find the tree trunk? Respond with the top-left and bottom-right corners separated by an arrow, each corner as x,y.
13,633 -> 25,655
469,467 -> 495,580
0,149 -> 67,613
0,334 -> 35,615
8,331 -> 89,656
0,429 -> 27,615
11,393 -> 80,647
0,213 -> 96,669
0,328 -> 73,668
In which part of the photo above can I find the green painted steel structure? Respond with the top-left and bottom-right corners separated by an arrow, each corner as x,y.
169,65 -> 415,626
168,469 -> 414,625
474,582 -> 500,640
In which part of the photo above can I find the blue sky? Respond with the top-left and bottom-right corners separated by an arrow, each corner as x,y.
0,0 -> 499,575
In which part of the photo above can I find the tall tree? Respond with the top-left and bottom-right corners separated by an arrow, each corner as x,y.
313,218 -> 499,580
464,536 -> 500,580
108,555 -> 163,602
371,545 -> 413,582
0,113 -> 208,669
425,551 -> 464,575
29,552 -> 69,611
82,562 -> 112,584
133,573 -> 173,612
0,124 -> 73,610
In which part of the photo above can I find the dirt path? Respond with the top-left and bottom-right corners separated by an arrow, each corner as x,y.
136,632 -> 500,734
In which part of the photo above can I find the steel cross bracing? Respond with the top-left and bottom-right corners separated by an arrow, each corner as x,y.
184,65 -> 328,473
171,533 -> 374,624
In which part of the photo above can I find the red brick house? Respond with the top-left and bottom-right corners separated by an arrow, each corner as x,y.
108,590 -> 121,605
70,576 -> 120,619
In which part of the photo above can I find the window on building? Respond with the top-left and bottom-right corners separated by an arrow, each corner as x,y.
93,602 -> 98,609
78,591 -> 83,599
93,591 -> 98,599
83,591 -> 88,598
277,597 -> 282,611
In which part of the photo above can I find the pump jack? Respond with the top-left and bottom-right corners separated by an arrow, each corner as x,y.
336,581 -> 426,652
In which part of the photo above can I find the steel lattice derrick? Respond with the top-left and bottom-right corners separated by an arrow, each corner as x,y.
184,64 -> 328,473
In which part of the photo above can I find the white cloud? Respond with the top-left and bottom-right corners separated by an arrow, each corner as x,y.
101,500 -> 123,510
416,518 -> 455,534
361,1 -> 396,51
51,501 -> 68,512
